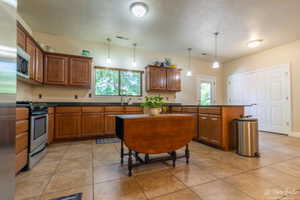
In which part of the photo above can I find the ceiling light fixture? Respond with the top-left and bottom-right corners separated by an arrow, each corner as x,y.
130,2 -> 149,18
132,43 -> 137,67
106,38 -> 112,64
212,32 -> 220,69
186,48 -> 192,77
247,40 -> 263,48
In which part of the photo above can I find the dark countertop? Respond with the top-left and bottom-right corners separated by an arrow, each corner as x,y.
16,101 -> 248,107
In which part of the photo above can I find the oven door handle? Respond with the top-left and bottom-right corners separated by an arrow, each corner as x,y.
30,145 -> 46,157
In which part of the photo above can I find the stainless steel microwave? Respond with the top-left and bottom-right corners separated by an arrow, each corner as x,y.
17,47 -> 30,79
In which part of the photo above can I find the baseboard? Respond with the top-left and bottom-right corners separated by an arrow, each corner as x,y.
289,132 -> 300,138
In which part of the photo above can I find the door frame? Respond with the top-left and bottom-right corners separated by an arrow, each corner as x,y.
196,75 -> 217,105
227,64 -> 292,135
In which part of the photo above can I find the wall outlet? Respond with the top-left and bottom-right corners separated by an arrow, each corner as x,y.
74,95 -> 78,99
38,94 -> 42,99
88,93 -> 92,98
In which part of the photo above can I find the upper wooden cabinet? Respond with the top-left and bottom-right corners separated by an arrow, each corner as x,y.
146,65 -> 181,92
44,54 -> 69,85
69,57 -> 91,87
35,47 -> 44,83
44,53 -> 92,87
17,26 -> 26,50
25,37 -> 36,80
166,68 -> 181,91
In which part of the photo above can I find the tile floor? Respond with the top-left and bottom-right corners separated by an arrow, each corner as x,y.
15,132 -> 300,200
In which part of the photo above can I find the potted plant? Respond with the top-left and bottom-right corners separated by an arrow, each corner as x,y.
141,96 -> 165,116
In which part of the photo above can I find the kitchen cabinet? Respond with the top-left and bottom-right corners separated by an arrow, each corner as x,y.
16,107 -> 29,173
166,68 -> 181,91
48,107 -> 54,144
198,114 -> 210,143
44,54 -> 69,85
17,26 -> 26,50
35,47 -> 44,83
182,107 -> 198,139
82,113 -> 105,137
105,112 -> 124,136
55,113 -> 81,139
209,115 -> 222,146
25,37 -> 36,80
69,57 -> 91,87
146,66 -> 167,91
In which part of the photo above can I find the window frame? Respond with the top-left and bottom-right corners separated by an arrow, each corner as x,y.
94,66 -> 143,97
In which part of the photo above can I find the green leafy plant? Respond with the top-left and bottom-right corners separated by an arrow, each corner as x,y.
141,96 -> 165,108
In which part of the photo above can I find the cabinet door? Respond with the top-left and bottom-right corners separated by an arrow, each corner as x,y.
55,113 -> 81,139
167,69 -> 181,91
148,67 -> 167,90
26,38 -> 36,80
209,115 -> 222,146
198,114 -> 210,142
44,54 -> 69,85
17,26 -> 26,50
105,113 -> 123,136
82,113 -> 104,137
69,57 -> 91,87
48,114 -> 54,144
35,47 -> 44,83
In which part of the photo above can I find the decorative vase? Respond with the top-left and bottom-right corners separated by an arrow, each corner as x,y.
149,108 -> 161,116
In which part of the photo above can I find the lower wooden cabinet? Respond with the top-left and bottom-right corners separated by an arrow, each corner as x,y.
16,149 -> 28,173
198,114 -> 210,143
105,112 -> 124,136
48,114 -> 54,144
209,115 -> 222,146
82,113 -> 105,137
55,113 -> 81,139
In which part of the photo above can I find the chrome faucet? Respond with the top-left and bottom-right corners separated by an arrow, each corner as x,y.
120,94 -> 128,106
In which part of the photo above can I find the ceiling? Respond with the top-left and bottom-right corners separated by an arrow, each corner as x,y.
18,0 -> 300,62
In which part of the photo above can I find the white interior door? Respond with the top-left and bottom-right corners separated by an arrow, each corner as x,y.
227,65 -> 291,135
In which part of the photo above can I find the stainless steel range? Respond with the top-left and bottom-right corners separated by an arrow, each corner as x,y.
29,102 -> 48,168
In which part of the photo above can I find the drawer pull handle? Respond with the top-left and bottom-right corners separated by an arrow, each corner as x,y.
211,118 -> 218,120
200,117 -> 207,119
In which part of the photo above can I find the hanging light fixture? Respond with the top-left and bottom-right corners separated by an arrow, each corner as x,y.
106,38 -> 112,64
132,43 -> 137,67
186,48 -> 192,76
212,32 -> 220,69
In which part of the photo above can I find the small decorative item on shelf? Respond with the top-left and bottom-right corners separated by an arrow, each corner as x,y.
153,61 -> 160,66
169,64 -> 177,68
164,58 -> 171,66
141,96 -> 165,116
82,49 -> 90,57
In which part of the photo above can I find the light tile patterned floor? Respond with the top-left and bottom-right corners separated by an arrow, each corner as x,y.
15,132 -> 300,200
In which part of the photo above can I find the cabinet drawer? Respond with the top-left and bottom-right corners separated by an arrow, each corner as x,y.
16,107 -> 29,120
171,106 -> 182,112
16,149 -> 27,173
56,106 -> 82,113
124,106 -> 143,113
105,106 -> 124,113
198,107 -> 207,114
16,120 -> 29,135
206,107 -> 221,115
182,107 -> 198,113
48,107 -> 54,114
16,132 -> 28,154
82,106 -> 105,113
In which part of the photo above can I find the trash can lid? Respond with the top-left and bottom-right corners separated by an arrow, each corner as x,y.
236,117 -> 258,122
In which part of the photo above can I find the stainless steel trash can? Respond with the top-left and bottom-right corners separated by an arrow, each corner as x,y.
235,117 -> 259,157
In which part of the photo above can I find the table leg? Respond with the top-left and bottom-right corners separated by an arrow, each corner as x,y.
172,151 -> 177,167
185,144 -> 190,164
120,140 -> 124,165
128,149 -> 133,176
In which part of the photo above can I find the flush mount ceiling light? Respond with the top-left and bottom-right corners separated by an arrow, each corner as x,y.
212,32 -> 220,69
248,40 -> 263,48
186,48 -> 192,77
130,2 -> 149,18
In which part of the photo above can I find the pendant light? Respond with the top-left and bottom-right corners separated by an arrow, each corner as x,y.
186,48 -> 192,76
106,38 -> 112,64
212,32 -> 220,69
132,43 -> 137,67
